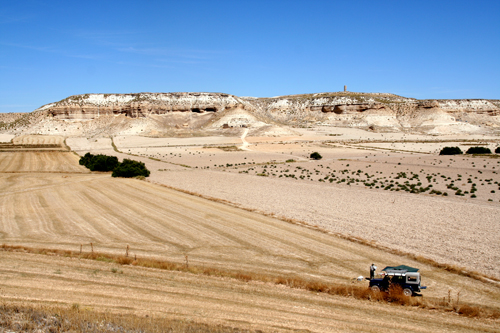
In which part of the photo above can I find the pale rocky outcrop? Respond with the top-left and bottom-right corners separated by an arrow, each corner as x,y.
2,92 -> 499,137
45,92 -> 244,120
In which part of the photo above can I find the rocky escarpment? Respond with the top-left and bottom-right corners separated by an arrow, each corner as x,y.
44,92 -> 246,119
249,92 -> 500,134
2,91 -> 499,137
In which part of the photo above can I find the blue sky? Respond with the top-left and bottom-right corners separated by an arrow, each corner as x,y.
1,0 -> 499,113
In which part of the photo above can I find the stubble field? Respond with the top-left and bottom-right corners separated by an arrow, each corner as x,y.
87,133 -> 500,280
1,133 -> 500,332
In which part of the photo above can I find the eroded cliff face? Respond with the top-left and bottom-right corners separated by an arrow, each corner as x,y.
44,92 -> 245,119
249,93 -> 500,133
2,91 -> 499,137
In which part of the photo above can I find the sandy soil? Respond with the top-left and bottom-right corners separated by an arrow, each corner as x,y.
0,134 -> 15,143
2,150 -> 498,305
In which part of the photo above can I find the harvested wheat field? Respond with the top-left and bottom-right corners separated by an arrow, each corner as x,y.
1,136 -> 500,331
73,134 -> 500,280
1,251 -> 499,333
0,151 -> 87,173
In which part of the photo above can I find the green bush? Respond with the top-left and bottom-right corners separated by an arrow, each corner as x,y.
310,152 -> 322,160
466,147 -> 491,154
80,153 -> 149,178
439,147 -> 463,155
79,152 -> 94,167
495,147 -> 500,154
112,159 -> 150,178
79,153 -> 119,172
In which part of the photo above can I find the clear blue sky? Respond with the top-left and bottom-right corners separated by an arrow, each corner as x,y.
1,0 -> 499,113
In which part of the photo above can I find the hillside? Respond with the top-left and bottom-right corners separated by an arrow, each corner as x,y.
1,91 -> 499,137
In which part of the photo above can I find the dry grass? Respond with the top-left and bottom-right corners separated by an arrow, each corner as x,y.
2,244 -> 498,320
0,303 -> 257,333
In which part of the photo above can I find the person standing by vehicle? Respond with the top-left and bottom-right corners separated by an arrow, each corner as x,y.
370,263 -> 377,280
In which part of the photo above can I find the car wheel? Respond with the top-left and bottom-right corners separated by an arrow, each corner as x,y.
403,288 -> 412,297
370,285 -> 380,292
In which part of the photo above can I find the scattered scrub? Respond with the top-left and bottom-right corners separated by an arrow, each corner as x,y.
0,303 -> 252,333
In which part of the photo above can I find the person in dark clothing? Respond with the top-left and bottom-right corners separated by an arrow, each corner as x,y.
370,263 -> 377,280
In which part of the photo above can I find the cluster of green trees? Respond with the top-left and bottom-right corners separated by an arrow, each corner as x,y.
439,147 -> 463,155
466,146 -> 492,154
439,146 -> 500,155
79,153 -> 119,171
79,153 -> 150,178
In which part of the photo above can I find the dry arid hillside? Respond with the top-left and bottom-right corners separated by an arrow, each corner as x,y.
1,91 -> 499,138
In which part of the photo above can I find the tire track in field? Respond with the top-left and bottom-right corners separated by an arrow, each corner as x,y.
0,174 -> 106,197
103,179 -> 372,276
108,180 -> 315,259
84,179 -> 217,249
0,152 -> 88,173
116,180 -> 385,276
0,152 -> 20,172
128,179 -> 374,268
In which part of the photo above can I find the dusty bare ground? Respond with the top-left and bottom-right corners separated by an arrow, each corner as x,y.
1,252 -> 499,333
69,134 -> 500,280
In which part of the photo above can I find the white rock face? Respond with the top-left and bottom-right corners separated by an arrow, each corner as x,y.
2,92 -> 499,137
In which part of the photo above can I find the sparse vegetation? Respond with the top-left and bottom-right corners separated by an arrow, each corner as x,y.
2,134 -> 500,331
0,303 -> 254,333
